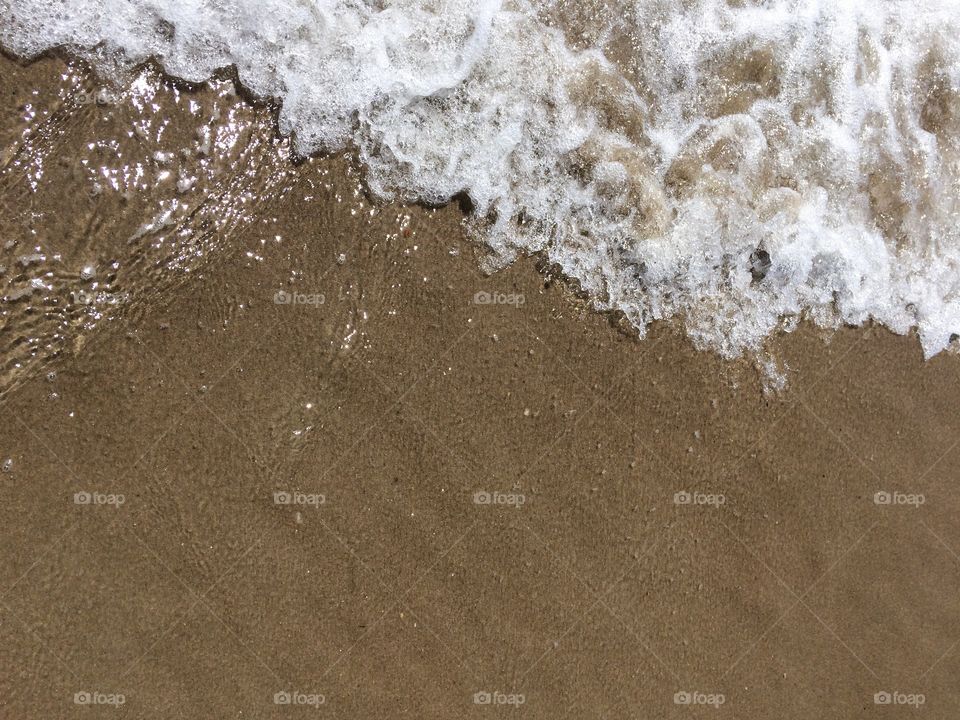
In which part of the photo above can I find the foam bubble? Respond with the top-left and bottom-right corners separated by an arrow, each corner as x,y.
3,0 -> 959,358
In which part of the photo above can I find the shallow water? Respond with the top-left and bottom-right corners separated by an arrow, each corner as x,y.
2,0 -> 959,363
0,57 -> 434,395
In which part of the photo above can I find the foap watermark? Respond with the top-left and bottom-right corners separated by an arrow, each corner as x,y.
473,690 -> 525,706
674,690 -> 725,708
71,289 -> 128,306
74,491 -> 125,507
74,691 -> 125,706
274,290 -> 325,307
274,690 -> 325,708
473,291 -> 525,307
874,691 -> 925,708
673,490 -> 725,508
473,490 -> 526,508
274,490 -> 326,508
75,88 -> 119,106
873,491 -> 925,508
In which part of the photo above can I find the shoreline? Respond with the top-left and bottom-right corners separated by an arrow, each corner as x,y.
2,53 -> 959,719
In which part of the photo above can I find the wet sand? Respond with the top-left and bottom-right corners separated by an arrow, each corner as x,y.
1,55 -> 960,718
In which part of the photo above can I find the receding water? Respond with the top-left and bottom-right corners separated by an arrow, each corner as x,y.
2,0 -> 959,364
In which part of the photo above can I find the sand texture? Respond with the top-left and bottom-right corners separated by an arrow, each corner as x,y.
1,56 -> 959,719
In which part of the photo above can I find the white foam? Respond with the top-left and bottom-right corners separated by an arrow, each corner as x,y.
3,0 -> 959,358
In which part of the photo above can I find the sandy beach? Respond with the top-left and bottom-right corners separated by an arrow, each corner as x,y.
2,54 -> 960,718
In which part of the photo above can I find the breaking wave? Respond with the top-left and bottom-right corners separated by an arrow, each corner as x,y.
3,0 -> 960,358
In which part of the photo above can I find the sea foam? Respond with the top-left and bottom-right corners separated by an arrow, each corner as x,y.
2,0 -> 959,359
